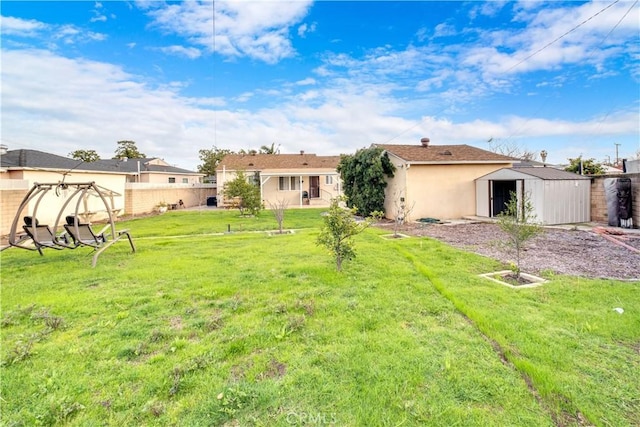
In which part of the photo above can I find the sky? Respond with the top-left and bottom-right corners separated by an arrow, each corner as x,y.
1,0 -> 639,171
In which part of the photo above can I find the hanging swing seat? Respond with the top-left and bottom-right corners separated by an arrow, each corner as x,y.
64,216 -> 107,247
8,181 -> 136,267
20,216 -> 69,255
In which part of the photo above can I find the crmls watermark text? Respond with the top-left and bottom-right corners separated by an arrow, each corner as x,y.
286,411 -> 337,425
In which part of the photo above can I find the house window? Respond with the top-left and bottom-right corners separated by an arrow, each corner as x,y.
290,177 -> 299,190
279,176 -> 299,191
182,178 -> 188,184
279,176 -> 289,191
168,177 -> 176,183
325,175 -> 333,185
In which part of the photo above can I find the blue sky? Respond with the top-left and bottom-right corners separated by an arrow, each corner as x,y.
1,1 -> 638,171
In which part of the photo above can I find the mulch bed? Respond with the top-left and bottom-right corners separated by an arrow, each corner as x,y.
377,221 -> 640,281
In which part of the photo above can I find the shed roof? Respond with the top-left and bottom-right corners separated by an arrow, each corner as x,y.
1,149 -> 200,175
478,167 -> 591,181
218,153 -> 341,171
375,144 -> 516,164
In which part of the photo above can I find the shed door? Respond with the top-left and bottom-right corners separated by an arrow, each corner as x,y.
491,180 -> 516,216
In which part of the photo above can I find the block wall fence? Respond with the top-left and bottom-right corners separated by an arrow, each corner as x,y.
124,185 -> 217,217
0,184 -> 217,236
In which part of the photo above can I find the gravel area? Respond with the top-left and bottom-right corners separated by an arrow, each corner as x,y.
382,221 -> 640,281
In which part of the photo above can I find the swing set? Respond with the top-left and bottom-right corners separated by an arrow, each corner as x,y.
7,181 -> 135,267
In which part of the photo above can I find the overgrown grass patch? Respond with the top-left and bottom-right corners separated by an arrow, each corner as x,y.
1,210 -> 637,425
396,236 -> 640,426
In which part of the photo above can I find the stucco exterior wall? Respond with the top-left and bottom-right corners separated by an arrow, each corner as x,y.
217,169 -> 340,208
140,173 -> 202,184
394,163 -> 510,220
591,173 -> 639,228
383,155 -> 409,219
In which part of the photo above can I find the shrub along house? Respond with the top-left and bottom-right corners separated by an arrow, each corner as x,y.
375,139 -> 517,221
216,152 -> 342,208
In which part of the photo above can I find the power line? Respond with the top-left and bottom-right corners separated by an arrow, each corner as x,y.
499,0 -> 637,151
505,0 -> 621,74
212,0 -> 217,149
382,0 -> 630,147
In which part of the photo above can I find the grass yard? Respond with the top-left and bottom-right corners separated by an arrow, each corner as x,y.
1,209 -> 638,426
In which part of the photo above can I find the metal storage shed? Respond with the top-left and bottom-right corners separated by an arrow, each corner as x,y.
475,167 -> 591,225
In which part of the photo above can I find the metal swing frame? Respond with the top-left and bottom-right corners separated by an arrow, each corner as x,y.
8,181 -> 135,267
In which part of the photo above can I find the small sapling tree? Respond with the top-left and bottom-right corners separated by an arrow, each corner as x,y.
223,171 -> 261,216
317,197 -> 381,271
392,189 -> 415,237
268,198 -> 288,234
496,191 -> 543,279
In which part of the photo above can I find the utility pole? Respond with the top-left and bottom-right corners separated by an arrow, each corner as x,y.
615,143 -> 621,167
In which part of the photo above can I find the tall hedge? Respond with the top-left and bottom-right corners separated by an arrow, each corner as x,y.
337,147 -> 395,217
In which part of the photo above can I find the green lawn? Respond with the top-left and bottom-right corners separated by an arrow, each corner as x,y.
1,209 -> 638,426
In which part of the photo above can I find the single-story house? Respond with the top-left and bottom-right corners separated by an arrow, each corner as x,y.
0,147 -> 206,236
216,152 -> 342,208
475,166 -> 591,225
375,141 -> 517,220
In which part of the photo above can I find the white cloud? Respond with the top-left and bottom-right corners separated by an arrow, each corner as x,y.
295,78 -> 316,86
157,45 -> 202,59
0,16 -> 47,36
433,23 -> 456,38
141,1 -> 313,64
2,47 -> 636,169
1,2 -> 637,169
468,1 -> 640,77
297,22 -> 316,38
234,92 -> 254,103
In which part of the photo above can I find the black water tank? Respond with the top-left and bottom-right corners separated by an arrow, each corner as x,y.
207,196 -> 217,207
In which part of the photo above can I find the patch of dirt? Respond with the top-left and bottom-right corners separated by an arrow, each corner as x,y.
385,221 -> 640,281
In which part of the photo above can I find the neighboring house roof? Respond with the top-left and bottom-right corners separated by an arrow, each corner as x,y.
1,149 -> 200,175
375,144 -> 517,164
218,153 -> 341,171
478,167 -> 591,181
513,159 -> 547,168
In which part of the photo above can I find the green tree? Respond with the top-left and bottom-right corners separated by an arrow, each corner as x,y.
223,170 -> 261,216
316,196 -> 380,271
496,191 -> 544,279
198,147 -> 234,176
114,140 -> 146,159
337,147 -> 395,217
565,156 -> 604,175
69,149 -> 100,162
259,143 -> 280,154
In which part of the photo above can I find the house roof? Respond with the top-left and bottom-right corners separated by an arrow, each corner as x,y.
1,149 -> 200,175
375,144 -> 517,164
477,166 -> 591,181
506,166 -> 591,180
217,153 -> 341,171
